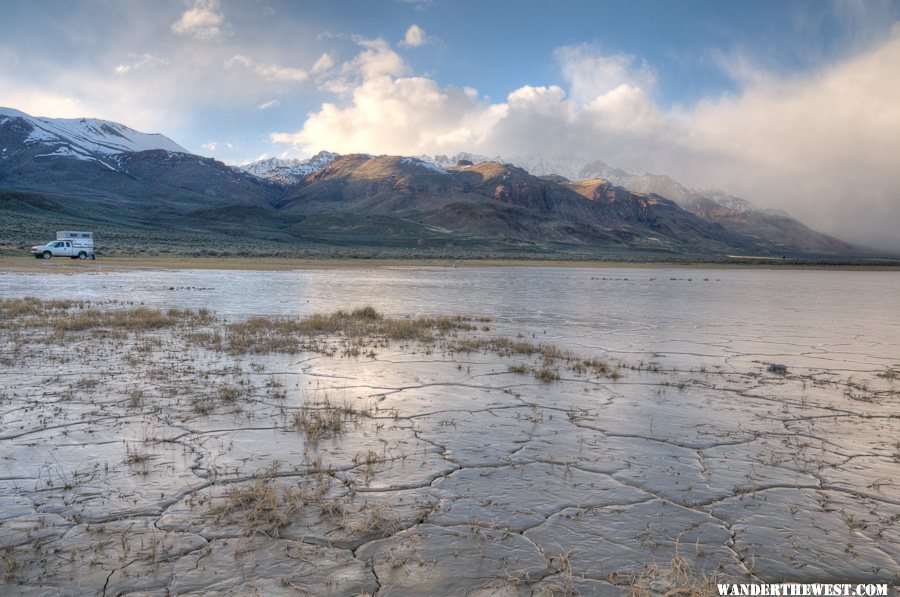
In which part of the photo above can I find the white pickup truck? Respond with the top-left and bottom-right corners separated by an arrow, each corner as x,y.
31,231 -> 96,260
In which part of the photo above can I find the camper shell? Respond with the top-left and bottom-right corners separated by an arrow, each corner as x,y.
31,231 -> 96,260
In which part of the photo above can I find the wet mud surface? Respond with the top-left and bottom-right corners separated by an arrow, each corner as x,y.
0,268 -> 898,595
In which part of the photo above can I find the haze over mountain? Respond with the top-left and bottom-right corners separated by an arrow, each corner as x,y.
1,107 -> 875,260
421,152 -> 855,255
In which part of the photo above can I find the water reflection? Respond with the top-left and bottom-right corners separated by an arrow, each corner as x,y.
2,266 -> 898,370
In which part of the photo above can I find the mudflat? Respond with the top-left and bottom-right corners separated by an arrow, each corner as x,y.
1,267 -> 897,594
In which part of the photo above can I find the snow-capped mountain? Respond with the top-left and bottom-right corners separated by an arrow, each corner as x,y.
240,151 -> 339,185
503,153 -> 590,182
423,152 -> 764,216
575,160 -> 765,214
425,152 -> 499,169
700,190 -> 754,214
0,107 -> 187,166
400,156 -> 449,175
0,103 -> 862,257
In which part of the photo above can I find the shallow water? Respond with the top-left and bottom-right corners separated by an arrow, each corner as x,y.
4,266 -> 899,365
1,266 -> 898,594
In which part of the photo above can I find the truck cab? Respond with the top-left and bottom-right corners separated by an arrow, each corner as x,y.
31,231 -> 96,260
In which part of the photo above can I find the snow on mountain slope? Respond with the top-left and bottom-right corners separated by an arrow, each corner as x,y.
422,151 -> 761,214
504,153 -> 590,182
0,105 -> 765,217
578,159 -> 702,203
401,156 -> 448,175
424,152 -> 497,168
0,107 -> 187,157
700,190 -> 756,214
507,154 -> 764,215
241,151 -> 339,185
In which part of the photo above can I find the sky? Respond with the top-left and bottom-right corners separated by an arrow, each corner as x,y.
2,0 -> 900,249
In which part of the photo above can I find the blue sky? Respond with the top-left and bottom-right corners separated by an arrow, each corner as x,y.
2,0 -> 900,247
3,0 -> 897,160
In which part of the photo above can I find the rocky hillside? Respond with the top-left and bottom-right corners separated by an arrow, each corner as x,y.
0,108 -> 874,258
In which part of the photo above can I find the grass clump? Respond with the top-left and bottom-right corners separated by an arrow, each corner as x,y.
53,306 -> 213,332
0,297 -> 84,322
219,306 -> 479,354
291,395 -> 364,443
534,365 -> 561,383
626,553 -> 720,597
0,298 -> 214,333
212,473 -> 304,538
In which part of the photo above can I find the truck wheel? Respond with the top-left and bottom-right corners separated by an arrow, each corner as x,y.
78,252 -> 87,260
42,251 -> 52,259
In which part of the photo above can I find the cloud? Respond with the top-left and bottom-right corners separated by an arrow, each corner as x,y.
272,31 -> 900,250
114,53 -> 169,75
554,44 -> 657,105
397,0 -> 434,11
257,99 -> 280,110
225,55 -> 308,82
676,31 -> 900,247
171,0 -> 229,40
311,52 -> 334,74
271,76 -> 504,154
202,141 -> 234,153
350,37 -> 409,79
272,42 -> 667,160
318,37 -> 409,95
399,24 -> 430,48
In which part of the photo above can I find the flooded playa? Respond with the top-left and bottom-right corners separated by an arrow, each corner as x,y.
0,267 -> 898,595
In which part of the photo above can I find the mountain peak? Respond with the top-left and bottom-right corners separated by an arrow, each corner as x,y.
0,107 -> 188,167
240,150 -> 340,185
0,107 -> 30,119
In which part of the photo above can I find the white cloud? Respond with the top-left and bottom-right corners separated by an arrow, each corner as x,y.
397,0 -> 434,11
257,99 -> 280,110
0,90 -> 93,120
318,37 -> 409,95
400,24 -> 429,48
171,0 -> 229,40
201,141 -> 234,154
271,74 -> 503,154
114,53 -> 169,75
554,45 -> 656,105
272,31 -> 900,249
311,52 -> 334,74
349,37 -> 409,79
675,31 -> 900,246
225,55 -> 308,82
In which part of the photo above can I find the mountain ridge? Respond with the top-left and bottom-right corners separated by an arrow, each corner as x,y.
0,108 -> 878,259
0,107 -> 187,167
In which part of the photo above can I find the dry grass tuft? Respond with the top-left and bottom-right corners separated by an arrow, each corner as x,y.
627,553 -> 720,597
212,472 -> 304,537
0,298 -> 214,333
218,306 -> 479,355
54,306 -> 213,332
0,297 -> 84,322
291,394 -> 364,443
1,546 -> 17,582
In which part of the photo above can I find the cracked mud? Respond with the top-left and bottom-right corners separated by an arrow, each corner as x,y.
0,267 -> 898,595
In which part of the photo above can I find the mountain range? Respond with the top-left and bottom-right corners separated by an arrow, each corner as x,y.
0,107 -> 877,259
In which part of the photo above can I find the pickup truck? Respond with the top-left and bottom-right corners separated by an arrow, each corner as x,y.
31,231 -> 96,260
